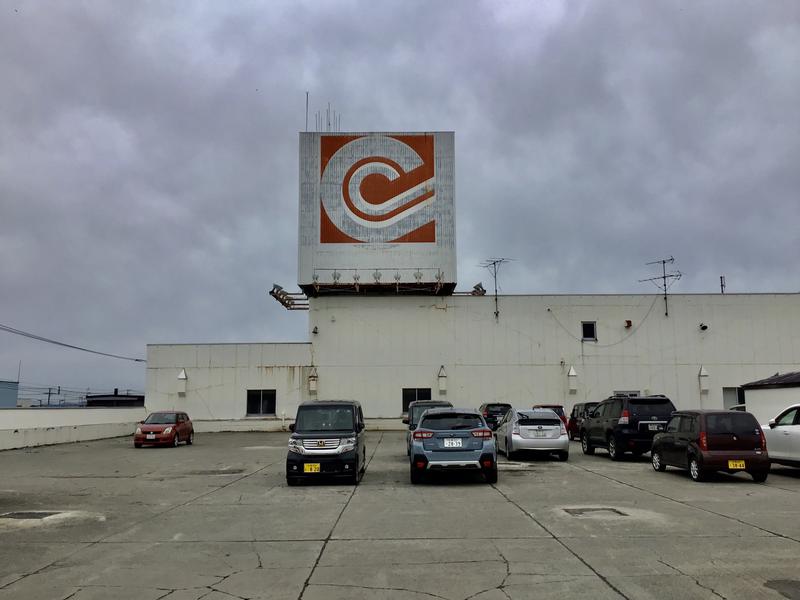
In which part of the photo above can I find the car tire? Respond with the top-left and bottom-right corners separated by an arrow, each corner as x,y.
484,467 -> 498,484
581,432 -> 595,455
134,443 -> 142,449
607,435 -> 623,461
689,456 -> 706,482
751,471 -> 768,483
506,438 -> 517,460
651,450 -> 666,472
172,433 -> 180,448
410,466 -> 424,485
186,431 -> 194,445
557,451 -> 569,462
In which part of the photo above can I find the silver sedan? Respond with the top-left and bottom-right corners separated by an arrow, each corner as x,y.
495,408 -> 569,461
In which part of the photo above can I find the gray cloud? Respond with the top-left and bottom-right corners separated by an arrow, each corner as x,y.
1,1 -> 798,390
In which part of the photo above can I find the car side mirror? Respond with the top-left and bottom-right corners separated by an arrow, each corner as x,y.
410,424 -> 417,431
357,422 -> 365,432
288,423 -> 295,432
402,418 -> 409,425
768,419 -> 777,429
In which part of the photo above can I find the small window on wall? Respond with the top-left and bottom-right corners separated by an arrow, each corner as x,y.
247,389 -> 276,416
402,388 -> 432,414
582,321 -> 597,341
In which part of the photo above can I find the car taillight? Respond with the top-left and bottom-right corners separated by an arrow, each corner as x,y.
483,410 -> 489,417
413,430 -> 434,439
758,428 -> 766,451
471,429 -> 493,439
560,423 -> 567,436
699,431 -> 708,451
618,409 -> 630,425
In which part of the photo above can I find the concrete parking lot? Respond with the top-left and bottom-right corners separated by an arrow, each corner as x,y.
1,432 -> 799,600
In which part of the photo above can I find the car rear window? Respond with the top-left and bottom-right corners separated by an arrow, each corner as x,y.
535,406 -> 565,417
629,399 -> 675,416
410,404 -> 448,424
295,406 -> 354,432
486,404 -> 511,414
421,413 -> 484,430
706,413 -> 760,435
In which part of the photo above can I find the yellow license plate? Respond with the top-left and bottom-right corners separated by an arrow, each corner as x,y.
303,463 -> 320,473
728,460 -> 745,470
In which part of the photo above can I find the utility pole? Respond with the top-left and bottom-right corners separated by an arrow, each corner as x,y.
480,258 -> 513,320
639,256 -> 682,317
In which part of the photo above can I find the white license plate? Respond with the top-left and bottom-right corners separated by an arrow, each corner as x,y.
534,430 -> 548,438
648,424 -> 662,431
146,434 -> 156,440
443,438 -> 462,448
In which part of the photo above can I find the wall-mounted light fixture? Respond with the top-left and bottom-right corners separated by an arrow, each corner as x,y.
567,366 -> 578,393
312,326 -> 319,335
625,320 -> 632,328
698,365 -> 709,393
438,365 -> 447,394
177,368 -> 187,396
308,367 -> 318,394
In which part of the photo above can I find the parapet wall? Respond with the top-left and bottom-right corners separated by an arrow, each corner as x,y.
0,407 -> 147,450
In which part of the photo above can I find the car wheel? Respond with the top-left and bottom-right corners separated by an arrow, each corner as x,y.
751,471 -> 768,483
484,467 -> 498,484
557,451 -> 569,462
651,450 -> 666,472
410,465 -> 424,485
172,433 -> 180,448
506,437 -> 516,460
608,435 -> 623,461
134,443 -> 142,449
689,456 -> 706,482
581,432 -> 595,455
186,431 -> 194,445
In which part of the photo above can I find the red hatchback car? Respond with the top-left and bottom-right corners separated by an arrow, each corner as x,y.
134,412 -> 194,448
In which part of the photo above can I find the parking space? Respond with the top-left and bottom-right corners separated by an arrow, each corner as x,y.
1,432 -> 799,599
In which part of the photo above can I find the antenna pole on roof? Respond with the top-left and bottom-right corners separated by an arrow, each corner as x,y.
480,258 -> 514,321
305,92 -> 309,132
639,256 -> 682,317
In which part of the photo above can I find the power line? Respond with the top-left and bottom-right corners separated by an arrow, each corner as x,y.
0,323 -> 146,363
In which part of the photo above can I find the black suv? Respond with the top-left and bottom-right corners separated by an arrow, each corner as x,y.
286,400 -> 366,485
580,395 -> 676,460
479,402 -> 513,430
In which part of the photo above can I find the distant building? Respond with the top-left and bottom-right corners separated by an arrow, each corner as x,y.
0,380 -> 19,408
86,389 -> 145,408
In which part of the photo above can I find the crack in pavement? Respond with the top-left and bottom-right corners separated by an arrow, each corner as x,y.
490,484 -> 632,600
570,462 -> 800,545
297,433 -> 384,600
657,559 -> 728,599
311,582 -> 449,599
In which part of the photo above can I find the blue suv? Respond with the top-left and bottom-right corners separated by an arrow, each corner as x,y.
409,408 -> 497,484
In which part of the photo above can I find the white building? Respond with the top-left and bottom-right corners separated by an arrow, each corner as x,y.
146,292 -> 800,429
145,132 -> 800,429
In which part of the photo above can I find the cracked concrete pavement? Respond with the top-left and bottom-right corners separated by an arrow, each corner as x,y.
1,432 -> 800,599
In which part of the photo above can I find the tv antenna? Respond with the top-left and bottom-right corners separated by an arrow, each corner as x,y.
639,256 -> 682,317
480,258 -> 513,320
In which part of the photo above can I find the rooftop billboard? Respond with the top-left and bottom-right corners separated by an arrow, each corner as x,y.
298,132 -> 456,294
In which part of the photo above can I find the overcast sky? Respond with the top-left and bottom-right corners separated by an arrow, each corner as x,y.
1,1 -> 798,392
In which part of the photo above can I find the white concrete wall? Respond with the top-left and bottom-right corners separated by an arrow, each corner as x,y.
146,343 -> 313,423
307,293 -> 800,418
742,387 -> 800,426
0,407 -> 146,450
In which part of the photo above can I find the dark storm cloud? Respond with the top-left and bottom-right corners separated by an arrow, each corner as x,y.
1,1 -> 798,389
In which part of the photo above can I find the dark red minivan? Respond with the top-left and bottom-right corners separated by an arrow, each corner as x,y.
134,412 -> 194,448
651,410 -> 769,482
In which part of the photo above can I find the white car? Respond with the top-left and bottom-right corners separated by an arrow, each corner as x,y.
764,404 -> 800,468
495,408 -> 569,461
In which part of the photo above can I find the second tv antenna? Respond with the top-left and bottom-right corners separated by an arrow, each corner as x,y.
480,258 -> 513,320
